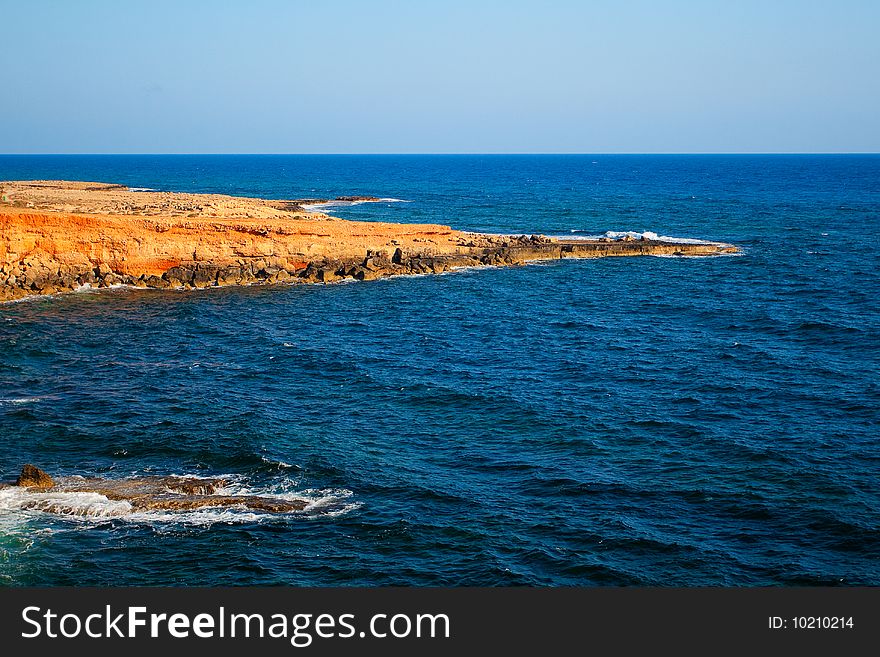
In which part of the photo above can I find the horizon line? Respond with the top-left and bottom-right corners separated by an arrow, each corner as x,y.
2,152 -> 879,157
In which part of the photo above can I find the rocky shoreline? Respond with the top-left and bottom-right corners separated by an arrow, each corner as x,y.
0,180 -> 738,302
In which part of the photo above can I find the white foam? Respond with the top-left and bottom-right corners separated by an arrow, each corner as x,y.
260,455 -> 296,469
302,198 -> 410,211
0,295 -> 41,305
444,264 -> 503,274
71,283 -> 150,296
126,187 -> 156,192
125,508 -> 268,527
298,488 -> 362,518
73,283 -> 134,293
0,487 -> 132,518
566,230 -> 724,245
0,397 -> 41,405
652,252 -> 743,259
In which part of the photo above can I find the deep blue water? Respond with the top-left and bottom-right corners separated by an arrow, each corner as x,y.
1,155 -> 878,586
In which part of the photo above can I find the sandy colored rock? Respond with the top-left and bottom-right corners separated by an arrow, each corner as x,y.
16,464 -> 55,489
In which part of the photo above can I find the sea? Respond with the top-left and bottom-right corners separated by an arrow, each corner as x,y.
0,155 -> 877,586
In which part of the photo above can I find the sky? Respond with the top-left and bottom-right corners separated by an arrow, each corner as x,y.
1,0 -> 878,153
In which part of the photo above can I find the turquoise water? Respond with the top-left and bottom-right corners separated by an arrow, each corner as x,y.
1,155 -> 878,585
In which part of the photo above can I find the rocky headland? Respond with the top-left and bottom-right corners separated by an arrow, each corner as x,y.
0,180 -> 737,301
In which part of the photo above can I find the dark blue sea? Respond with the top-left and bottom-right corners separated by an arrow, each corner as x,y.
1,155 -> 878,586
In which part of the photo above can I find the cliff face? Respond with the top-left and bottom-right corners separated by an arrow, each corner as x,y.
0,181 -> 737,301
0,207 -> 469,300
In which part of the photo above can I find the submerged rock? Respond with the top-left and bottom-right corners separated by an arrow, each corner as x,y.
7,466 -> 307,514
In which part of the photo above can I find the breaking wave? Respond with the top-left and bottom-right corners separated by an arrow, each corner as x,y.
0,487 -> 133,519
302,198 -> 410,211
566,230 -> 724,245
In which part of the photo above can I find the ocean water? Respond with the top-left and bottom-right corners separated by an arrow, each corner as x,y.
0,154 -> 878,586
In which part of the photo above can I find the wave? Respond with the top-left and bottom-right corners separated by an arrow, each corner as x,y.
0,295 -> 42,305
0,488 -> 132,519
259,455 -> 297,470
301,198 -> 411,211
74,282 -> 142,294
652,252 -> 744,258
0,397 -> 42,405
126,187 -> 156,192
566,230 -> 724,245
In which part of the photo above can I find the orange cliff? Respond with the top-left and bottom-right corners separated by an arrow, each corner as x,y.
0,180 -> 738,301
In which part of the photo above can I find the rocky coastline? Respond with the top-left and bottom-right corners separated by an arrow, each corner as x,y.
0,180 -> 738,302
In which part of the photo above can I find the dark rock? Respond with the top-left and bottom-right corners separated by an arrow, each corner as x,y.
22,267 -> 49,290
58,273 -> 77,288
317,267 -> 340,283
192,265 -> 219,287
299,262 -> 319,282
217,266 -> 242,285
142,274 -> 168,288
335,195 -> 380,202
164,265 -> 194,284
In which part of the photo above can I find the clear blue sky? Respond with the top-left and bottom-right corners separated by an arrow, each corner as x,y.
1,0 -> 878,153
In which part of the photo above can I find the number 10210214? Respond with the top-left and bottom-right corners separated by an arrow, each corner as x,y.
768,616 -> 854,630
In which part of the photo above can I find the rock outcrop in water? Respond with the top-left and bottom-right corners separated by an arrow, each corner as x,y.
16,463 -> 55,489
0,180 -> 738,301
2,465 -> 307,514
